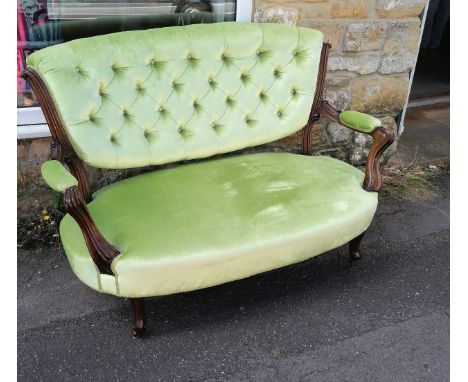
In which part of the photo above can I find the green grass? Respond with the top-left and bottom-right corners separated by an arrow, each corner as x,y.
382,168 -> 440,202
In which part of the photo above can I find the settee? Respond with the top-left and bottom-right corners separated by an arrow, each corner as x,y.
23,22 -> 394,337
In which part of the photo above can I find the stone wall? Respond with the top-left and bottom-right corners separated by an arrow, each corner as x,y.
256,0 -> 427,163
18,1 -> 427,218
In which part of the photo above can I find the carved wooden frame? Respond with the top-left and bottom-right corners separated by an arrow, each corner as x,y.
21,68 -> 120,275
303,42 -> 395,193
22,38 -> 396,338
21,41 -> 394,276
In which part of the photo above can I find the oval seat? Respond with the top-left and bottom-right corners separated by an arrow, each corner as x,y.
60,152 -> 378,297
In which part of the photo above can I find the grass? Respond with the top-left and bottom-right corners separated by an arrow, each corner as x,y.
382,166 -> 443,202
17,199 -> 63,250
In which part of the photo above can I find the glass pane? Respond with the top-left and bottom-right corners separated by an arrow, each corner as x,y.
17,0 -> 236,108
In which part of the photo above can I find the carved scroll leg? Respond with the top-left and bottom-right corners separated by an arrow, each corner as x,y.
130,298 -> 146,338
349,232 -> 365,261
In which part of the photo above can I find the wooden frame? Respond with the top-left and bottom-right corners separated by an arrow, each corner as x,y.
21,68 -> 120,276
21,41 -> 394,337
302,42 -> 395,192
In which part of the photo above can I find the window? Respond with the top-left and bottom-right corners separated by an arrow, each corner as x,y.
17,0 -> 251,137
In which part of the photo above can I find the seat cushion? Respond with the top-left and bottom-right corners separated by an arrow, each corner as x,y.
60,153 -> 378,297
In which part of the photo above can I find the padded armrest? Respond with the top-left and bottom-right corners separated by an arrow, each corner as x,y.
41,159 -> 119,275
320,101 -> 395,192
339,111 -> 382,134
41,160 -> 78,193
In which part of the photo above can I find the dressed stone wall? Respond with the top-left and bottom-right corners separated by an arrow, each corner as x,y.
256,0 -> 427,163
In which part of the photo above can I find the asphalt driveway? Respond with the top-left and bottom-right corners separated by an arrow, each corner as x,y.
17,172 -> 449,381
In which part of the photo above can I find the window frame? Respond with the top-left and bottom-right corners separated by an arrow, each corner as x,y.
17,0 -> 252,139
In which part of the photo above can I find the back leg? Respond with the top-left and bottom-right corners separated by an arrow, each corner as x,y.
130,298 -> 146,338
349,232 -> 365,261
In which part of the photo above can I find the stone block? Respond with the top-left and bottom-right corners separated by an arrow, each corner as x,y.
325,72 -> 356,87
328,54 -> 380,75
326,122 -> 353,143
353,131 -> 372,147
308,119 -> 330,148
376,0 -> 427,18
292,2 -> 330,18
302,19 -> 344,51
324,88 -> 351,110
254,6 -> 301,26
330,0 -> 368,18
349,146 -> 369,165
343,22 -> 386,52
380,20 -> 421,74
28,138 -> 52,163
350,75 -> 409,114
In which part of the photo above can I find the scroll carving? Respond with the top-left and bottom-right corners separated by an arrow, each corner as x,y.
302,42 -> 331,155
63,186 -> 120,275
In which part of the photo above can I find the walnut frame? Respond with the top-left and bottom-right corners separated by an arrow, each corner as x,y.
22,40 -> 394,337
302,42 -> 395,193
22,41 -> 394,276
21,68 -> 120,275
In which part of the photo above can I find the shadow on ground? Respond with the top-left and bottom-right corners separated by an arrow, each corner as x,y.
17,171 -> 449,382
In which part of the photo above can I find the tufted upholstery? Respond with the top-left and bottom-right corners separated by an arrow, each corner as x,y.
26,22 -> 323,169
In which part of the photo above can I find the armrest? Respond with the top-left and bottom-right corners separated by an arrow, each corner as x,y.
42,160 -> 120,275
41,160 -> 78,193
339,110 -> 382,134
62,186 -> 120,275
321,100 -> 395,192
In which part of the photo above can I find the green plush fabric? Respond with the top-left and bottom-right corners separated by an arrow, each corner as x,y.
60,153 -> 378,297
41,160 -> 78,193
26,22 -> 323,169
339,110 -> 381,133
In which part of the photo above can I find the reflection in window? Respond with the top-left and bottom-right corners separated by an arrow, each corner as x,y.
17,0 -> 236,107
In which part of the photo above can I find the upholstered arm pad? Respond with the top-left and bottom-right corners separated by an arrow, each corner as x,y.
320,100 -> 394,192
339,111 -> 382,134
41,160 -> 78,193
42,160 -> 119,274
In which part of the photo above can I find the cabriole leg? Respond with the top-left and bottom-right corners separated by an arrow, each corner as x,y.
349,232 -> 365,261
130,298 -> 146,338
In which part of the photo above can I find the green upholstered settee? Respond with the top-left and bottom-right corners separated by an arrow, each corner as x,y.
23,22 -> 394,337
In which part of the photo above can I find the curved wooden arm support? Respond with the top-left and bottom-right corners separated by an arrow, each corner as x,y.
321,101 -> 395,192
362,127 -> 394,192
63,186 -> 120,275
22,68 -> 118,273
65,155 -> 91,202
320,100 -> 341,123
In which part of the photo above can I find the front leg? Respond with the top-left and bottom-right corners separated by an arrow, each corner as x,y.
349,232 -> 365,261
130,298 -> 146,338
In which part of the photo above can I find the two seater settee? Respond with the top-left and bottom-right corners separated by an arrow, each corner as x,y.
23,22 -> 394,337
